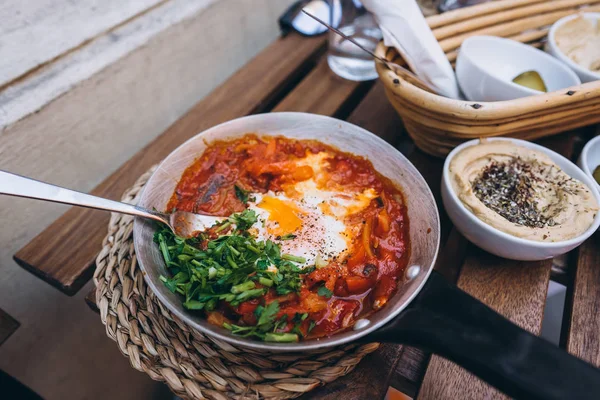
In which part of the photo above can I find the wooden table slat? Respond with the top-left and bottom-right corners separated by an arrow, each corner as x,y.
13,34 -> 326,295
565,231 -> 600,366
272,58 -> 371,116
272,57 -> 371,116
561,128 -> 600,364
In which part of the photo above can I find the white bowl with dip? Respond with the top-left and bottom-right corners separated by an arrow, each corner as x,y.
456,36 -> 581,102
578,135 -> 600,191
547,13 -> 600,83
442,138 -> 600,261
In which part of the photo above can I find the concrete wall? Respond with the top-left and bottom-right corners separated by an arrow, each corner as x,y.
0,0 -> 295,398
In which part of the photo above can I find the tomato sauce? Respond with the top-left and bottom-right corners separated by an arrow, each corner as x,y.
168,135 -> 410,338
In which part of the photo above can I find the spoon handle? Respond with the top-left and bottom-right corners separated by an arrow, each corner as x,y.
0,170 -> 166,224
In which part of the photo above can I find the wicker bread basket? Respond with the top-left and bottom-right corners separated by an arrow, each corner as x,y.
376,0 -> 600,157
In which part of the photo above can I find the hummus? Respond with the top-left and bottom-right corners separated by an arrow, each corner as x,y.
450,140 -> 598,242
555,16 -> 600,73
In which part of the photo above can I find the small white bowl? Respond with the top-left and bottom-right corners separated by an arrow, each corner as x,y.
547,13 -> 600,83
442,138 -> 600,261
456,36 -> 581,102
578,135 -> 600,191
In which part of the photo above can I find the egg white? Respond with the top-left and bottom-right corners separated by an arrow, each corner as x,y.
247,191 -> 350,268
244,151 -> 378,269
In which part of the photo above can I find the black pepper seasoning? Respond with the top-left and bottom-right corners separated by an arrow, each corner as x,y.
471,159 -> 557,228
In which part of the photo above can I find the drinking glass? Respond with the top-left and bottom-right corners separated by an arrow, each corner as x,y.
327,0 -> 382,81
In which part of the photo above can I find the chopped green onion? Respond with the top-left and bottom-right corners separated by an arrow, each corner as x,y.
246,244 -> 261,254
226,255 -> 238,269
234,288 -> 265,302
215,221 -> 232,233
208,267 -> 217,279
258,277 -> 273,287
277,233 -> 297,240
227,244 -> 241,256
158,233 -> 171,264
315,254 -> 327,269
183,300 -> 205,310
234,185 -> 249,203
282,254 -> 306,263
155,208 -> 312,343
317,286 -> 333,298
205,298 -> 217,311
221,294 -> 235,302
264,333 -> 299,342
231,281 -> 256,294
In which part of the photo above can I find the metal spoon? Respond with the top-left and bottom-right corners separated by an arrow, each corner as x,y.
301,9 -> 440,95
0,170 -> 224,238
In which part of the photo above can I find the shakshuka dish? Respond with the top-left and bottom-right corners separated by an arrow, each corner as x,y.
155,135 -> 410,342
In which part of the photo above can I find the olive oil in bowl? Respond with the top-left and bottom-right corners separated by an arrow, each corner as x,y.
512,71 -> 547,92
593,165 -> 600,185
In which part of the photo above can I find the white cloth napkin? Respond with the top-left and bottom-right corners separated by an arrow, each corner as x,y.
361,0 -> 461,99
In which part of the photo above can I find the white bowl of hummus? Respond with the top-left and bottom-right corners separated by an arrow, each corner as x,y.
442,138 -> 600,261
547,13 -> 600,83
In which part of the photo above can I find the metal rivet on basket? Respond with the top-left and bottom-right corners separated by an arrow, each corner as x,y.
471,103 -> 482,109
567,90 -> 576,96
406,265 -> 421,280
354,319 -> 370,330
393,79 -> 400,84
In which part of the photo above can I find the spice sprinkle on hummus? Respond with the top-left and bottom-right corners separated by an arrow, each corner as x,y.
450,140 -> 598,242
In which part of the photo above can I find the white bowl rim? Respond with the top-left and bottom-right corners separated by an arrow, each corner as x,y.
443,137 -> 600,248
580,135 -> 600,187
459,35 -> 581,96
547,12 -> 600,81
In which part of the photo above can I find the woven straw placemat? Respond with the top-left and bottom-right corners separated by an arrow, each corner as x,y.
93,165 -> 380,400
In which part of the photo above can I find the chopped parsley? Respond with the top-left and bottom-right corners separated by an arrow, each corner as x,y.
234,185 -> 249,203
222,301 -> 300,342
317,285 -> 333,298
155,209 -> 315,341
276,233 -> 297,241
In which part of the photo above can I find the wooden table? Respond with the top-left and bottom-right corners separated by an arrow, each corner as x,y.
13,32 -> 600,399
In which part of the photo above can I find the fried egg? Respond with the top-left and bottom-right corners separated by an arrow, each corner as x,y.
245,151 -> 377,269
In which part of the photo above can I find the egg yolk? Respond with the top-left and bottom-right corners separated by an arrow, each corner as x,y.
258,196 -> 303,235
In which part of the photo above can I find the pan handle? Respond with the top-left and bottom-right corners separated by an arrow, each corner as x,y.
365,271 -> 600,400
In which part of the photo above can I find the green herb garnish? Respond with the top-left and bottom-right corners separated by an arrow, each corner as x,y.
155,209 -> 314,341
234,185 -> 249,203
222,301 -> 298,342
276,233 -> 297,240
317,285 -> 333,298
